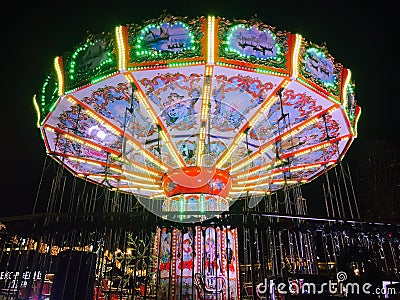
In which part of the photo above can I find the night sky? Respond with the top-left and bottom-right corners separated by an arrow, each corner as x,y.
1,0 -> 397,218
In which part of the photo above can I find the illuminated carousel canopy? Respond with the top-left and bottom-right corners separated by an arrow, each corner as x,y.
34,13 -> 361,222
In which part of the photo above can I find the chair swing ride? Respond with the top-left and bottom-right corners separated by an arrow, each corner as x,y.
33,13 -> 360,299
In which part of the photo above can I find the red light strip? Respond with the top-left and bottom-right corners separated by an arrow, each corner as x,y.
65,95 -> 168,171
228,105 -> 338,173
216,80 -> 289,169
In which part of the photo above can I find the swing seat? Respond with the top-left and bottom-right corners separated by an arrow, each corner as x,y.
194,273 -> 225,299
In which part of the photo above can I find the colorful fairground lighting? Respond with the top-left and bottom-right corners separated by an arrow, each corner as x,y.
33,13 -> 361,223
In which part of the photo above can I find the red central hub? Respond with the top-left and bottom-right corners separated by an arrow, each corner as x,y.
162,166 -> 232,198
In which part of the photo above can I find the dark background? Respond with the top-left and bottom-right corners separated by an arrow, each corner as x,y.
1,0 -> 398,218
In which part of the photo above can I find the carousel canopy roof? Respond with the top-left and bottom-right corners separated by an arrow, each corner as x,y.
34,13 -> 360,214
